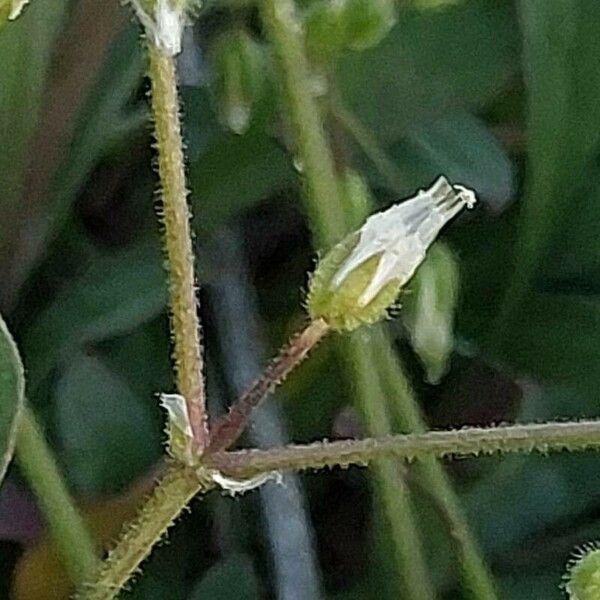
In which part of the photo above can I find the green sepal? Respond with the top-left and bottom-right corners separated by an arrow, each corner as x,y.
307,232 -> 401,332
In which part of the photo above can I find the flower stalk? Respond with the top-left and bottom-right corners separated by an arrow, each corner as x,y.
208,318 -> 330,452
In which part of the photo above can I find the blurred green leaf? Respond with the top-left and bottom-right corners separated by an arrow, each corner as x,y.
189,554 -> 260,600
337,0 -> 519,142
516,0 -> 600,269
47,26 -> 145,243
465,385 -> 600,566
499,574 -> 562,600
500,294 -> 600,390
0,314 -> 24,483
0,0 -> 65,252
189,122 -> 295,232
385,112 -> 515,208
52,352 -> 160,494
22,242 -> 166,392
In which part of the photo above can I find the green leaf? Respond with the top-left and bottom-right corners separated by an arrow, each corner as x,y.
498,294 -> 600,390
337,0 -> 519,142
22,242 -> 166,392
385,112 -> 515,208
189,554 -> 261,600
46,26 -> 145,246
516,0 -> 600,268
52,353 -> 160,494
0,314 -> 24,483
189,122 -> 295,232
0,0 -> 65,260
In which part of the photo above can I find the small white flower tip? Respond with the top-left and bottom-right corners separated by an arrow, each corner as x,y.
332,176 -> 477,307
208,470 -> 283,496
8,0 -> 29,20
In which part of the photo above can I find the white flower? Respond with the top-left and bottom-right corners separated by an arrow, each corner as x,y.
331,176 -> 476,307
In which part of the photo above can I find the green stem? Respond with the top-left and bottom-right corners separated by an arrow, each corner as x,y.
330,96 -> 405,194
78,462 -> 212,600
348,333 -> 434,599
148,45 -> 209,453
260,0 -> 346,245
373,329 -> 498,600
260,2 -> 434,596
208,419 -> 600,476
15,405 -> 98,585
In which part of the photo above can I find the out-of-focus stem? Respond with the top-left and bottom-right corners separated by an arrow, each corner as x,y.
16,405 -> 99,586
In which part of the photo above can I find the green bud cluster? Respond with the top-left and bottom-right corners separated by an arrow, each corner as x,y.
304,0 -> 397,64
209,28 -> 267,135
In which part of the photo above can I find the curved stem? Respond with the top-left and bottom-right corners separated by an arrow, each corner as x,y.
15,405 -> 99,585
208,420 -> 600,477
148,45 -> 209,453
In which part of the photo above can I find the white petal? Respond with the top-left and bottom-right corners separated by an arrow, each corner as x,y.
332,176 -> 476,305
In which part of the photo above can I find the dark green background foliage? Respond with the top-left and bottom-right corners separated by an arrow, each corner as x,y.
1,0 -> 599,598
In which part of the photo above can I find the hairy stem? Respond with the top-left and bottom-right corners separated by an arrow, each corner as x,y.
373,331 -> 498,600
78,462 -> 212,600
208,420 -> 600,476
260,0 -> 346,245
148,45 -> 209,453
208,318 -> 330,452
15,405 -> 99,585
78,416 -> 600,598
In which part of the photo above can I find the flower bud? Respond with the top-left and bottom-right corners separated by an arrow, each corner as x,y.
307,176 -> 476,332
209,28 -> 266,135
565,544 -> 600,600
341,0 -> 397,51
401,242 -> 459,384
304,0 -> 346,64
